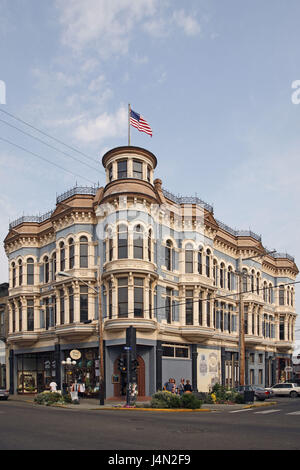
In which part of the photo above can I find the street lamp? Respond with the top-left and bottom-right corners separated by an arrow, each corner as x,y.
57,271 -> 105,405
61,357 -> 76,393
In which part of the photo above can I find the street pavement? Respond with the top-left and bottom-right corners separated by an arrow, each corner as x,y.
0,396 -> 300,450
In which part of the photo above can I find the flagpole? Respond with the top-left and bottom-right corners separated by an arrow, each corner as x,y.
128,103 -> 131,146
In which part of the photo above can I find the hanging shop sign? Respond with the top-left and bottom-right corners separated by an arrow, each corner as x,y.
70,350 -> 81,360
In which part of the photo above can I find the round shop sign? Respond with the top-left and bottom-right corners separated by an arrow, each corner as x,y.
70,350 -> 81,360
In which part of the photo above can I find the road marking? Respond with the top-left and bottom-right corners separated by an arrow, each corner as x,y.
229,409 -> 253,413
286,411 -> 300,415
254,409 -> 281,414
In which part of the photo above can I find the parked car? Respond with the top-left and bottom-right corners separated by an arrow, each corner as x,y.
251,386 -> 272,401
266,383 -> 300,398
235,385 -> 264,401
0,388 -> 9,400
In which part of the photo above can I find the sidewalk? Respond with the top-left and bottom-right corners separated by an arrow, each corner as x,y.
8,394 -> 277,412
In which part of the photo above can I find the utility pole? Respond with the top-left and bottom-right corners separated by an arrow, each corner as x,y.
98,266 -> 105,406
238,256 -> 245,386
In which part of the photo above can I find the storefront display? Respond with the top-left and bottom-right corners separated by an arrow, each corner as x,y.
17,352 -> 56,394
62,348 -> 99,397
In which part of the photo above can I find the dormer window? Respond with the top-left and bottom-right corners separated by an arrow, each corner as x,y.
117,160 -> 127,179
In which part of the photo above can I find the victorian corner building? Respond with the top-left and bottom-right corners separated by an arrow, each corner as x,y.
3,146 -> 298,398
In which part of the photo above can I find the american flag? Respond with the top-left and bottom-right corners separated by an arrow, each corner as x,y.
130,109 -> 152,137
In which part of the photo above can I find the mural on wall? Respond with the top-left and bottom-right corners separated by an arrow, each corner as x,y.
197,348 -> 221,392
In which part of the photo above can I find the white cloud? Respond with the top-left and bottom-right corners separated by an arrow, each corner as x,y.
73,105 -> 128,143
55,0 -> 158,56
172,9 -> 201,36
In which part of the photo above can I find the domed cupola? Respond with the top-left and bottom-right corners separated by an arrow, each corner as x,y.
101,146 -> 158,203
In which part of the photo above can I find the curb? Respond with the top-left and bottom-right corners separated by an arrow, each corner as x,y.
242,401 -> 277,409
90,407 -> 212,412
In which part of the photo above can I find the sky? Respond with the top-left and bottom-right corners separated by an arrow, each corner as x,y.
0,0 -> 299,345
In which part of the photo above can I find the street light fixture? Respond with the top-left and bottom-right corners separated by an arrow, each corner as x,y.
61,357 -> 77,393
57,271 -> 105,405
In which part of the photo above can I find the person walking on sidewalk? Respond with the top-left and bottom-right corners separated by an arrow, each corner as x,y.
178,378 -> 185,396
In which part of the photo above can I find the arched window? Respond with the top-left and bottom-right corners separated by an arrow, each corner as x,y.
269,283 -> 273,304
165,240 -> 173,271
51,253 -> 56,281
44,256 -> 49,284
206,250 -> 211,277
256,273 -> 260,295
185,244 -> 193,273
242,268 -> 248,293
133,225 -> 144,259
18,259 -> 23,286
59,242 -> 65,272
197,248 -> 203,275
69,238 -> 75,269
227,266 -> 233,291
118,224 -> 128,259
27,258 -> 34,285
12,262 -> 16,288
213,260 -> 218,286
220,263 -> 225,288
148,229 -> 152,262
80,236 -> 88,268
251,270 -> 255,293
279,285 -> 285,306
263,281 -> 268,302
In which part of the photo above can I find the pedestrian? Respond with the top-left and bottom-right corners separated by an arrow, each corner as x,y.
184,379 -> 193,393
49,381 -> 57,392
178,378 -> 185,396
163,378 -> 174,392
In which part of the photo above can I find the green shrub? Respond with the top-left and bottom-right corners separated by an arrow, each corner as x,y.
234,393 -> 245,404
34,392 -> 73,406
180,393 -> 202,409
150,391 -> 202,409
150,391 -> 181,408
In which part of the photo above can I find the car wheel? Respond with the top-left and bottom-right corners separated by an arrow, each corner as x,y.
290,391 -> 297,398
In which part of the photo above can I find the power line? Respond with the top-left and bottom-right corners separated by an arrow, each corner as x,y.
69,277 -> 300,318
0,117 -> 104,175
0,108 -> 100,165
0,136 -> 97,185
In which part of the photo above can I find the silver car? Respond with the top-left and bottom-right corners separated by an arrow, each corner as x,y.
0,388 -> 9,400
267,383 -> 300,398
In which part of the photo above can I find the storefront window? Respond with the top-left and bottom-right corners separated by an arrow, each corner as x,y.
17,352 -> 56,394
62,348 -> 99,397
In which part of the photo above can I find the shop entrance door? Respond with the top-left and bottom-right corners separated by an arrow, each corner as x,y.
114,355 -> 145,398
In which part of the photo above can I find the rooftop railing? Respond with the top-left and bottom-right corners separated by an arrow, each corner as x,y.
9,186 -> 98,229
56,185 -> 98,204
162,188 -> 214,213
215,219 -> 262,242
